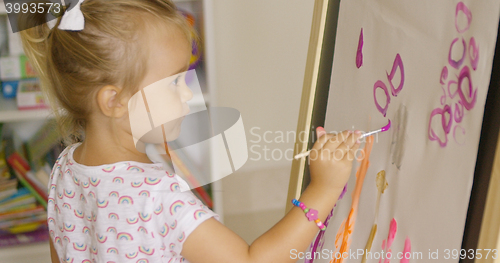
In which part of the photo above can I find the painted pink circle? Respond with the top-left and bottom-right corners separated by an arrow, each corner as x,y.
455,2 -> 472,33
373,80 -> 390,117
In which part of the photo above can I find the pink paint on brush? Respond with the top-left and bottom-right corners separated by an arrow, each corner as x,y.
361,119 -> 391,138
382,119 -> 391,132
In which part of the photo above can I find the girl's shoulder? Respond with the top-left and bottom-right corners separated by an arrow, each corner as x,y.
52,143 -> 183,192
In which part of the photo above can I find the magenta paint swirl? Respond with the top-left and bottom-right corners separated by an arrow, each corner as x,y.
455,2 -> 472,33
469,37 -> 479,71
447,79 -> 458,99
429,1 -> 476,147
440,66 -> 449,105
448,38 -> 466,69
454,101 -> 464,123
428,105 -> 453,147
356,28 -> 364,68
387,54 -> 405,97
440,66 -> 448,85
457,66 -> 477,110
374,80 -> 391,117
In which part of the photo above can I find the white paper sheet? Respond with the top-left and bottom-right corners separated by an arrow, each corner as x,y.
308,1 -> 500,262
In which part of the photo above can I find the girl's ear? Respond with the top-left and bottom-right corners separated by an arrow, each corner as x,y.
96,85 -> 128,118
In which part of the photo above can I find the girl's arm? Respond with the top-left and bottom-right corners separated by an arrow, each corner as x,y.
182,183 -> 343,263
182,130 -> 361,263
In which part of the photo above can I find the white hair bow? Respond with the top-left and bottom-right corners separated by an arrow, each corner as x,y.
58,0 -> 85,31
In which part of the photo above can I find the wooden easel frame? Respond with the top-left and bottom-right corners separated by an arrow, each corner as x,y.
285,1 -> 500,261
285,0 -> 339,213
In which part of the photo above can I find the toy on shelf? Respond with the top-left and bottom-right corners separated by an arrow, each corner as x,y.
179,9 -> 202,70
0,55 -> 37,81
16,79 -> 49,110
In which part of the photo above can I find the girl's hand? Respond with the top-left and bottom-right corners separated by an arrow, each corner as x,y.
182,127 -> 363,263
308,127 -> 362,192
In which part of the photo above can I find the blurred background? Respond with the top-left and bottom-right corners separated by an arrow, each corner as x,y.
0,0 -> 315,261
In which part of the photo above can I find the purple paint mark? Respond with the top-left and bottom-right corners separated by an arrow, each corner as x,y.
454,101 -> 464,123
339,183 -> 348,199
469,37 -> 479,71
440,66 -> 449,105
429,1 -> 477,147
305,184 -> 348,263
457,66 -> 477,110
387,54 -> 405,97
400,237 -> 412,263
454,125 -> 466,145
374,80 -> 390,117
428,105 -> 453,147
455,2 -> 472,34
356,29 -> 364,68
448,38 -> 467,69
440,66 -> 449,85
440,87 -> 447,105
447,79 -> 458,99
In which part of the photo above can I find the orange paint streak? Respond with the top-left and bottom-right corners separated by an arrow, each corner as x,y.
330,136 -> 374,263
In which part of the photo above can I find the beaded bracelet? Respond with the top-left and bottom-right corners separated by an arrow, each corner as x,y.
291,199 -> 327,231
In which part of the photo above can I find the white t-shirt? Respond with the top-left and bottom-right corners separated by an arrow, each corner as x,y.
47,143 -> 219,263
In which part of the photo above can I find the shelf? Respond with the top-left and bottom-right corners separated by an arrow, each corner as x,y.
0,96 -> 52,123
0,92 -> 208,123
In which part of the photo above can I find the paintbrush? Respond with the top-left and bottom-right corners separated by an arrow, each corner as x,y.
294,120 -> 391,160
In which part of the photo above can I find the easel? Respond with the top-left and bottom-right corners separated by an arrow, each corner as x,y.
286,1 -> 500,262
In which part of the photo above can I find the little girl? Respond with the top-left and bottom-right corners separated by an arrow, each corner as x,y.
20,0 -> 363,262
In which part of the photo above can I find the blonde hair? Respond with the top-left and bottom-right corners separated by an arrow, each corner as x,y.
20,0 -> 193,146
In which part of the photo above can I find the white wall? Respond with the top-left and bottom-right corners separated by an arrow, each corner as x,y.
211,0 -> 314,243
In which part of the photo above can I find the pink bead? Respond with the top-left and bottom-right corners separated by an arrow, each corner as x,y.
299,203 -> 306,209
306,209 -> 318,221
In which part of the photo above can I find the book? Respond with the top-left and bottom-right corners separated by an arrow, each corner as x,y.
0,224 -> 49,247
34,165 -> 50,191
0,212 -> 46,229
0,139 -> 12,181
0,188 -> 36,213
0,205 -> 44,222
0,178 -> 17,192
7,153 -> 48,208
0,188 -> 17,203
25,171 -> 46,193
24,120 -> 61,172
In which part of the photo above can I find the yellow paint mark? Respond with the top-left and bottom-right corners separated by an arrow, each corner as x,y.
376,170 -> 388,194
361,224 -> 377,263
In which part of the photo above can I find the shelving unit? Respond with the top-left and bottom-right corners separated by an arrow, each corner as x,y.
0,96 -> 51,122
0,93 -> 208,123
0,0 -> 220,262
